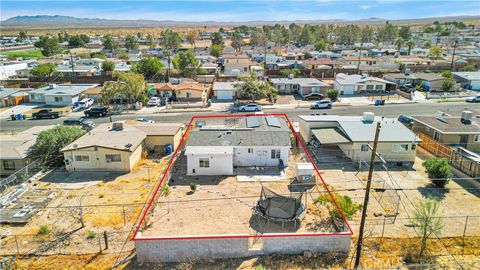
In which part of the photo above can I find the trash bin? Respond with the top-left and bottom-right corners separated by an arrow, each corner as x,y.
165,144 -> 173,154
22,114 -> 26,120
16,113 -> 23,120
374,100 -> 381,106
10,114 -> 16,121
381,100 -> 385,105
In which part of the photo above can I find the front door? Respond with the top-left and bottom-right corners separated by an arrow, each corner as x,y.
459,134 -> 468,147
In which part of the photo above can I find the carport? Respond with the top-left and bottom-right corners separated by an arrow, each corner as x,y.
311,128 -> 350,145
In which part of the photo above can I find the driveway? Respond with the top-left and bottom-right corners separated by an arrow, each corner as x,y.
0,103 -> 41,119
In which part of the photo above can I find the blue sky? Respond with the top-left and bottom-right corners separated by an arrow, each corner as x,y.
1,0 -> 479,22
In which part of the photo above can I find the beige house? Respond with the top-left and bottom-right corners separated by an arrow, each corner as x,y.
412,115 -> 480,153
61,121 -> 183,172
299,114 -> 420,165
223,54 -> 253,76
0,126 -> 54,176
174,81 -> 207,101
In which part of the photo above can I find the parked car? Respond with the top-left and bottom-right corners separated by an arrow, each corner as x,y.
311,100 -> 332,109
147,97 -> 161,106
465,95 -> 480,103
72,98 -> 95,112
239,103 -> 262,112
303,93 -> 324,100
135,118 -> 155,123
84,106 -> 108,117
398,115 -> 414,126
32,109 -> 60,119
63,118 -> 95,131
399,84 -> 414,92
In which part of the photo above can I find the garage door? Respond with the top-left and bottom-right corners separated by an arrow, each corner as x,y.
217,90 -> 233,100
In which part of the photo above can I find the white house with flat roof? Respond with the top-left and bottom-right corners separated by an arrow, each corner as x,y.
334,74 -> 395,95
28,84 -> 98,106
453,72 -> 480,90
270,77 -> 329,96
212,81 -> 238,100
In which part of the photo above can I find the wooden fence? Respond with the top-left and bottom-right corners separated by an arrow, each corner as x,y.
418,132 -> 480,178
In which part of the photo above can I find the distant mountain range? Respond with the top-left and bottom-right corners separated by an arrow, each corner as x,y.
2,15 -> 479,28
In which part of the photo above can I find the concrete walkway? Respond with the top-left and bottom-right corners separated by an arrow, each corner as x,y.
0,103 -> 41,119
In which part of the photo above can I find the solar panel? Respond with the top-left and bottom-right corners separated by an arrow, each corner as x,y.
246,116 -> 260,128
265,116 -> 281,128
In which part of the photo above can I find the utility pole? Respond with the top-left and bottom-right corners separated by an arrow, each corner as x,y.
354,121 -> 381,269
69,50 -> 75,79
450,39 -> 458,71
264,33 -> 268,77
357,43 -> 363,75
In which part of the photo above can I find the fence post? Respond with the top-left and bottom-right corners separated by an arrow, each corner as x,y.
103,231 -> 109,250
98,234 -> 102,253
462,216 -> 469,255
15,235 -> 20,255
122,205 -> 126,225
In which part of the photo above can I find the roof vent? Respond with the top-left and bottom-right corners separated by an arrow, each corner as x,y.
48,84 -> 57,89
112,121 -> 124,130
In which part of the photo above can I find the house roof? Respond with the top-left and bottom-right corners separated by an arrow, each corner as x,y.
187,116 -> 291,147
223,54 -> 249,59
311,128 -> 350,144
335,74 -> 392,85
213,82 -> 237,91
0,126 -> 55,160
29,84 -> 99,97
0,88 -> 31,98
149,83 -> 175,91
453,72 -> 480,81
175,82 -> 204,92
185,146 -> 234,155
303,58 -> 340,65
131,123 -> 182,136
412,116 -> 480,134
270,78 -> 328,87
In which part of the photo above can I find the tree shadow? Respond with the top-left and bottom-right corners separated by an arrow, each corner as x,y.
417,183 -> 447,200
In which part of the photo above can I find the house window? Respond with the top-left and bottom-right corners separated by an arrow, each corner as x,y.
248,148 -> 253,154
30,94 -> 36,99
105,154 -> 121,162
361,144 -> 369,152
54,97 -> 63,102
199,158 -> 210,168
474,135 -> 480,142
74,155 -> 90,162
393,144 -> 409,152
366,85 -> 374,90
243,67 -> 248,72
186,92 -> 191,98
3,160 -> 15,170
412,144 -> 417,150
433,131 -> 441,141
375,85 -> 383,90
271,149 -> 281,159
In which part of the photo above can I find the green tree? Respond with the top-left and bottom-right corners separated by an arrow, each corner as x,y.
394,37 -> 404,52
132,57 -> 164,80
377,22 -> 398,42
101,34 -> 118,50
441,79 -> 455,92
124,34 -> 138,51
172,50 -> 201,78
314,39 -> 329,51
327,89 -> 339,101
423,40 -> 432,48
429,46 -> 443,59
17,31 -> 28,42
102,60 -> 115,73
406,40 -> 415,55
234,74 -> 277,102
146,34 -> 156,48
231,32 -> 243,52
210,32 -> 224,47
185,30 -> 197,50
118,51 -> 129,60
112,72 -> 148,103
34,36 -> 61,57
440,71 -> 452,78
398,26 -> 412,40
31,63 -> 60,79
30,126 -> 86,167
209,44 -> 223,57
68,34 -> 89,47
159,29 -> 182,80
279,68 -> 301,78
298,25 -> 312,46
411,198 -> 443,258
422,157 -> 452,188
90,52 -> 106,59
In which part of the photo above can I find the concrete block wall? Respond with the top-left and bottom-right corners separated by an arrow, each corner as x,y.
136,234 -> 352,263
263,234 -> 352,255
136,236 -> 250,263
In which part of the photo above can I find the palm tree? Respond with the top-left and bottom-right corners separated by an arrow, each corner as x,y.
185,30 -> 197,50
394,37 -> 404,52
406,40 -> 415,55
159,29 -> 181,81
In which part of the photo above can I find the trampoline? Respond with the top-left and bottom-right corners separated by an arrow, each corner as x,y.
253,186 -> 306,229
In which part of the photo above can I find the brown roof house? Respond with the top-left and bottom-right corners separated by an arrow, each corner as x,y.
412,111 -> 480,153
61,121 -> 183,172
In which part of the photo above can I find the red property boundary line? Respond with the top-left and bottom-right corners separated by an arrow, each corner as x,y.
132,113 -> 353,241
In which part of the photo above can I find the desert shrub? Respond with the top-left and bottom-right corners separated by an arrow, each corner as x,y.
86,230 -> 96,239
189,182 -> 197,192
315,192 -> 362,220
37,225 -> 50,235
422,157 -> 452,188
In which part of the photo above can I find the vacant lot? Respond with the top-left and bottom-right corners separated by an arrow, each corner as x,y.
1,49 -> 43,58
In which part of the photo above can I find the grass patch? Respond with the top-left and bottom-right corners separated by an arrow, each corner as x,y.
437,98 -> 464,103
86,230 -> 96,239
37,225 -> 50,235
2,50 -> 43,58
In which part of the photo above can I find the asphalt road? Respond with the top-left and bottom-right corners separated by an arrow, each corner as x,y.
1,102 -> 479,133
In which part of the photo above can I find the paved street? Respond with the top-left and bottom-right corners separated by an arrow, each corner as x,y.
1,102 -> 478,133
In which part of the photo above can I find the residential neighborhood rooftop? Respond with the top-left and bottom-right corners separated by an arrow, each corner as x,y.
412,116 -> 480,134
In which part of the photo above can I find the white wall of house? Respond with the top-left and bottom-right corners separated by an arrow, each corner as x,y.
63,144 -> 143,172
29,93 -> 45,103
187,151 -> 233,176
334,81 -> 355,95
233,146 -> 290,167
357,81 -> 386,92
44,94 -> 79,106
339,142 -> 417,163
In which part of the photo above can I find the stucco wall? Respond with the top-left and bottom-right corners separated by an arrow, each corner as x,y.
339,142 -> 417,163
298,119 -> 338,143
0,159 -> 27,176
135,234 -> 352,263
233,146 -> 290,167
187,151 -> 234,175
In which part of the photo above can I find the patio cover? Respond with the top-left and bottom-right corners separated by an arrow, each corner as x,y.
311,128 -> 350,145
